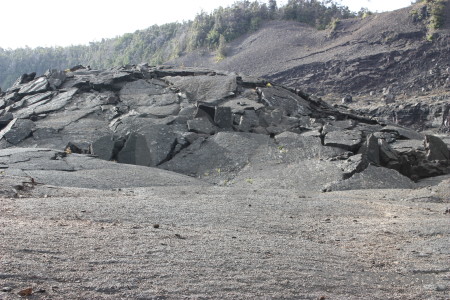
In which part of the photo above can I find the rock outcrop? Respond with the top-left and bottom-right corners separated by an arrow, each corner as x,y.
365,96 -> 450,133
0,65 -> 449,191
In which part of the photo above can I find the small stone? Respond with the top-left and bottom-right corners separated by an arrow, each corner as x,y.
435,285 -> 448,292
2,287 -> 12,292
341,94 -> 352,104
18,287 -> 32,296
153,224 -> 160,229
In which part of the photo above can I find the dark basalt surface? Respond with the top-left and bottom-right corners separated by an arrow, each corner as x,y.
0,65 -> 449,191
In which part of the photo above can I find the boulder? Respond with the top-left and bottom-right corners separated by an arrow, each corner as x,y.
160,132 -> 273,181
33,88 -> 78,115
358,134 -> 380,165
90,135 -> 125,161
424,135 -> 450,161
339,153 -> 369,179
0,112 -> 13,128
378,139 -> 400,165
259,108 -> 283,127
119,79 -> 180,116
164,74 -> 237,104
187,118 -> 217,135
220,98 -> 265,114
11,91 -> 54,111
18,77 -> 50,95
381,125 -> 424,140
259,86 -> 312,116
411,160 -> 449,179
7,72 -> 36,92
324,129 -> 363,151
194,104 -> 215,121
325,165 -> 416,191
274,131 -> 346,161
342,94 -> 352,104
117,124 -> 178,167
214,106 -> 233,129
390,140 -> 424,154
116,132 -> 151,166
237,110 -> 259,132
383,94 -> 396,104
322,120 -> 355,134
0,119 -> 35,145
45,69 -> 67,89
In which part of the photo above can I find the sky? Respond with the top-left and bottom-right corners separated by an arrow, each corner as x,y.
1,0 -> 414,49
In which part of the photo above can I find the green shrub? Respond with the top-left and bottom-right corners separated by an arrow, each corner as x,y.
215,35 -> 228,61
429,0 -> 446,29
327,17 -> 340,31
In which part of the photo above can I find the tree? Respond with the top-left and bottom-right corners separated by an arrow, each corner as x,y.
216,34 -> 227,59
268,0 -> 278,19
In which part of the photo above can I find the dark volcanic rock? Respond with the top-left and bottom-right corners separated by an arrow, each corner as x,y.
0,119 -> 35,145
160,132 -> 273,182
324,130 -> 363,152
165,74 -> 237,105
90,135 -> 124,161
7,72 -> 36,92
381,125 -> 424,140
18,77 -> 49,95
0,148 -> 206,189
45,69 -> 67,89
237,110 -> 259,132
274,131 -> 345,160
214,106 -> 233,129
259,86 -> 312,116
0,111 -> 13,129
117,132 -> 151,166
363,99 -> 450,132
326,165 -> 416,191
220,98 -> 265,114
187,118 -> 217,135
425,135 -> 450,161
0,65 -> 447,190
117,124 -> 177,167
358,134 -> 380,166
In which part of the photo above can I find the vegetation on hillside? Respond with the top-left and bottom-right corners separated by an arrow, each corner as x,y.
411,0 -> 448,40
428,0 -> 447,29
1,0 -> 358,89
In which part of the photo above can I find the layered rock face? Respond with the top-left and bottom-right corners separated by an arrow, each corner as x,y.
0,65 -> 449,191
362,96 -> 450,133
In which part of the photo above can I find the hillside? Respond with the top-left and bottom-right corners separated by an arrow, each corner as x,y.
172,1 -> 450,99
0,0 -> 356,90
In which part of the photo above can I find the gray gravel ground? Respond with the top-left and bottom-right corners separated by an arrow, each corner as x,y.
1,180 -> 449,299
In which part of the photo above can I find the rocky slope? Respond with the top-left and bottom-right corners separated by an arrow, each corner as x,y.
0,66 -> 449,299
171,2 -> 450,103
0,65 -> 449,195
